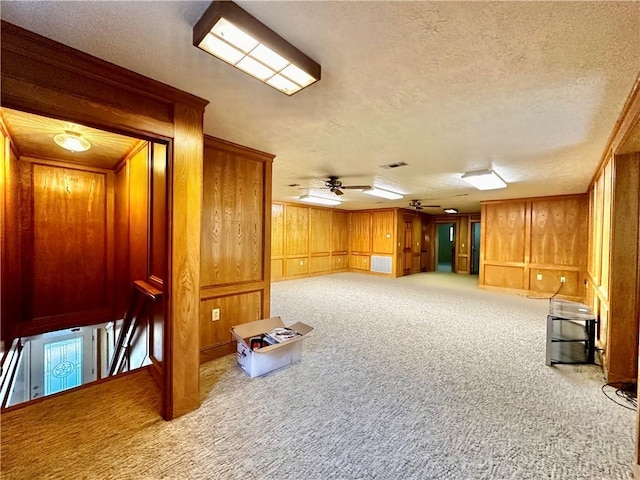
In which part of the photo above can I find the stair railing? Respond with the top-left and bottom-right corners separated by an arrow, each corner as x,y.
108,280 -> 162,376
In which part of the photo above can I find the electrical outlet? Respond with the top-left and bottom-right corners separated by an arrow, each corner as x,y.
560,276 -> 566,284
537,273 -> 543,281
211,308 -> 220,322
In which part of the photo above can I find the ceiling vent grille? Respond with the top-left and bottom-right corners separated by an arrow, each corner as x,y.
379,161 -> 408,169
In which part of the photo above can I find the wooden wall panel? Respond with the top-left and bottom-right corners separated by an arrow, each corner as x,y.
114,162 -> 130,318
201,144 -> 264,286
607,153 -> 640,382
484,202 -> 526,262
528,269 -> 580,297
271,203 -> 284,257
600,161 -> 613,295
480,196 -> 586,299
350,212 -> 371,253
332,211 -> 349,253
483,265 -> 525,289
372,210 -> 395,254
200,291 -> 262,350
286,257 -> 309,276
148,143 -> 166,368
310,208 -> 332,254
592,173 -> 605,286
149,142 -> 167,286
199,136 -> 273,369
0,123 -> 21,342
29,162 -> 112,321
350,255 -> 370,271
333,255 -> 348,270
530,197 -> 587,267
310,255 -> 331,273
271,259 -> 283,279
285,205 -> 309,256
129,145 -> 149,284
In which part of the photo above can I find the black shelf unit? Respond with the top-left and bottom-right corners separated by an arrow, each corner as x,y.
546,299 -> 597,366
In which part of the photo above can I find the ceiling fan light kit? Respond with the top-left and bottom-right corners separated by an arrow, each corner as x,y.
298,194 -> 341,206
193,1 -> 321,96
461,169 -> 507,190
362,187 -> 403,200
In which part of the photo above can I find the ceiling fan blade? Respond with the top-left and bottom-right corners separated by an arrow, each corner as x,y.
334,189 -> 344,196
341,185 -> 371,190
422,205 -> 441,208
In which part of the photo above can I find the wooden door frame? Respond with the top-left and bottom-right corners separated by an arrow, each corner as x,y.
434,221 -> 457,272
1,21 -> 209,419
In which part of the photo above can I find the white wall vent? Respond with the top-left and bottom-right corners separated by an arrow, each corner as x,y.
370,255 -> 392,274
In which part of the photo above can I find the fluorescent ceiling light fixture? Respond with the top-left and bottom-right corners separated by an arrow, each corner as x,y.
298,194 -> 341,206
443,208 -> 458,214
194,1 -> 321,96
53,131 -> 91,152
362,188 -> 403,200
461,169 -> 507,190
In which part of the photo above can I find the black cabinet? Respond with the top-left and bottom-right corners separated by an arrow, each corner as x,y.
546,299 -> 596,366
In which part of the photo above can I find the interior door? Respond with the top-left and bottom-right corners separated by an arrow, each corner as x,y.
403,220 -> 412,275
471,222 -> 481,275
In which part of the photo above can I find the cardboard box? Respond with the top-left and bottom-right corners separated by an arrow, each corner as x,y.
231,317 -> 313,378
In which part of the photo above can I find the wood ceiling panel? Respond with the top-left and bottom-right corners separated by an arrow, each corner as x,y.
1,108 -> 140,169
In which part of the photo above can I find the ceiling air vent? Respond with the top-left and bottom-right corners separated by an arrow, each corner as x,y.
379,161 -> 408,169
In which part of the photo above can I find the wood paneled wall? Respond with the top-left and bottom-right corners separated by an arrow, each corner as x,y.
113,141 -> 166,376
200,136 -> 273,361
588,152 -> 640,383
479,195 -> 588,299
0,118 -> 21,345
271,203 -> 351,280
18,157 -> 115,336
1,21 -> 209,419
271,206 -> 484,281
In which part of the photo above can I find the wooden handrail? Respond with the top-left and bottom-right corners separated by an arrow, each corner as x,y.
108,281 -> 163,376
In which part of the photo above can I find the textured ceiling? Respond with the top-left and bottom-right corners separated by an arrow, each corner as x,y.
2,1 -> 639,212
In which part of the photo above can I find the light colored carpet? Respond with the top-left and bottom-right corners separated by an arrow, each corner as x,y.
1,272 -> 635,479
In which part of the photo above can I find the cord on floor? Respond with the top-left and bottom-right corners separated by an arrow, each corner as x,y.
601,382 -> 637,411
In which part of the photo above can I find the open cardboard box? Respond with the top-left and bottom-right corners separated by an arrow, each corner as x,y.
231,317 -> 314,378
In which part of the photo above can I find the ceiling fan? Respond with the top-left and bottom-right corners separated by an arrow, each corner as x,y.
320,176 -> 371,196
408,199 -> 441,210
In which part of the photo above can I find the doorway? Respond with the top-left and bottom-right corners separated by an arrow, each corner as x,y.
436,223 -> 455,272
403,220 -> 413,275
471,222 -> 481,275
0,107 -> 167,407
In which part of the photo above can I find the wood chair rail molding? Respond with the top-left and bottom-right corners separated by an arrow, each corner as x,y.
1,20 -> 209,420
